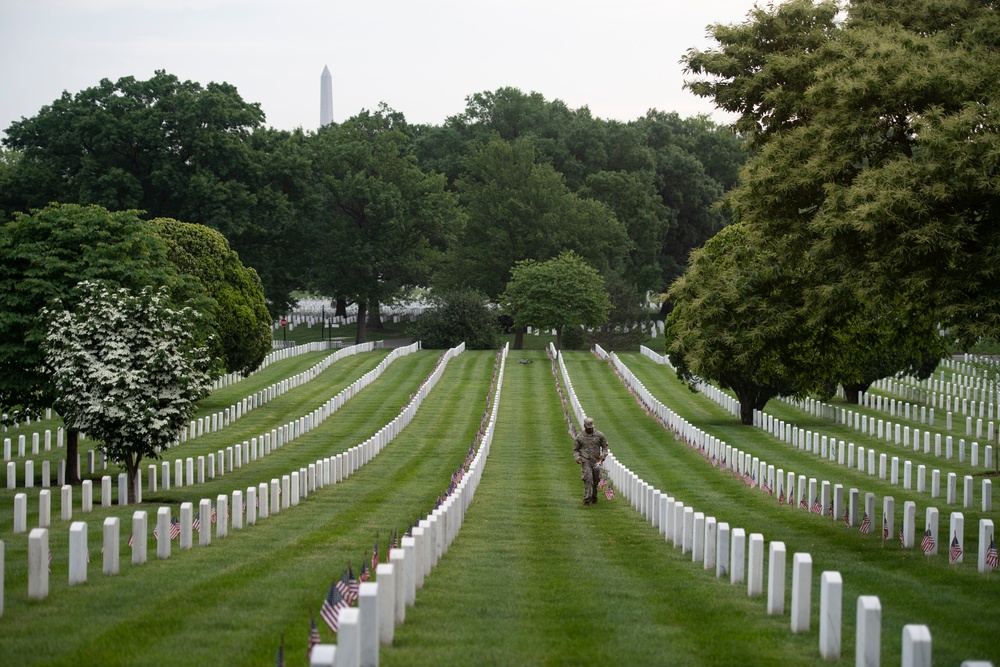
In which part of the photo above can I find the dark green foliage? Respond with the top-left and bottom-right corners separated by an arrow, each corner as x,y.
407,289 -> 500,350
589,272 -> 651,351
148,218 -> 271,375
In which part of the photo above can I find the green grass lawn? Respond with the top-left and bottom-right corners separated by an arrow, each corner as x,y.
0,346 -> 996,665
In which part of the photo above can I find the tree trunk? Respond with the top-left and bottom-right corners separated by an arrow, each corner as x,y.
734,385 -> 773,425
355,301 -> 368,344
842,382 -> 871,405
126,455 -> 141,505
513,326 -> 525,350
66,428 -> 81,485
555,326 -> 563,351
335,298 -> 348,319
367,300 -> 383,331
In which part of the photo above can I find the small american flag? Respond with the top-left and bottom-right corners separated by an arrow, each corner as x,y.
882,515 -> 889,542
127,532 -> 134,547
169,518 -> 181,541
711,454 -> 718,468
949,535 -> 962,563
358,561 -> 370,583
276,634 -> 285,667
843,510 -> 850,528
920,529 -> 935,554
987,537 -> 999,569
800,497 -> 808,509
899,528 -> 905,547
777,489 -> 785,504
860,512 -> 872,533
371,537 -> 379,573
811,498 -> 822,514
605,483 -> 614,500
321,574 -> 349,632
192,515 -> 201,532
346,566 -> 359,604
308,611 -> 321,659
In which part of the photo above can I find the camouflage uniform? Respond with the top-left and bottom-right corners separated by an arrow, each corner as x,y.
573,417 -> 608,505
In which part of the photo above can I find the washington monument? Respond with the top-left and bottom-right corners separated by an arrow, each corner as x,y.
320,65 -> 333,127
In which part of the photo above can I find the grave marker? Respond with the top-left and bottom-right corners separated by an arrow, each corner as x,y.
819,571 -> 842,659
856,595 -> 881,667
790,553 -> 812,633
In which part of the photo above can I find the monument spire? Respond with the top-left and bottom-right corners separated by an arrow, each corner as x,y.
320,65 -> 333,127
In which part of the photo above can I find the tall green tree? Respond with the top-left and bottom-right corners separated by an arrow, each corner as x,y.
683,0 -> 1000,345
0,70 -> 307,312
305,106 -> 463,343
501,251 -> 611,350
665,223 -> 815,424
441,137 -> 628,303
42,281 -> 212,503
0,203 -> 202,483
148,218 -> 271,375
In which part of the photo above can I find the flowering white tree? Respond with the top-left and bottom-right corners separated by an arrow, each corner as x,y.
42,281 -> 212,503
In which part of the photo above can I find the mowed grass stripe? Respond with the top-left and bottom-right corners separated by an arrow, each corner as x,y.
566,351 -> 999,666
0,349 -> 496,666
382,349 -> 820,667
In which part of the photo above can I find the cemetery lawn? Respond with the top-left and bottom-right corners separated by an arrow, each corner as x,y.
1,347 -> 997,665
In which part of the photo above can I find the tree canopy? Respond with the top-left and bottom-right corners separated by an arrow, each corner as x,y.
303,106 -> 464,343
148,218 -> 272,375
683,0 -> 1000,345
42,281 -> 212,503
665,222 -> 815,424
0,203 -> 206,481
501,251 -> 611,350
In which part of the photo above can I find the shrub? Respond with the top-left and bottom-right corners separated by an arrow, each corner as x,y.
407,289 -> 501,350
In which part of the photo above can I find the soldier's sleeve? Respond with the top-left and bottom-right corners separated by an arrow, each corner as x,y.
573,434 -> 582,456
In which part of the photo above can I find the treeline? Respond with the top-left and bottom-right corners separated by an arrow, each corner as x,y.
0,75 -> 746,335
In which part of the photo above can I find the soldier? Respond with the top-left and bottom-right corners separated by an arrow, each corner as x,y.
573,416 -> 608,505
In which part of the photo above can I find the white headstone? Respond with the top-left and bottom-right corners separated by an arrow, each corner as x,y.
767,541 -> 786,615
730,528 -> 746,586
819,571 -> 842,659
901,624 -> 932,667
747,533 -> 764,596
375,563 -> 394,645
103,517 -> 119,575
791,553 -> 812,633
855,595 -> 881,667
28,528 -> 48,599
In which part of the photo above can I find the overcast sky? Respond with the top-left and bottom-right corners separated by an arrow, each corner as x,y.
0,0 -> 759,140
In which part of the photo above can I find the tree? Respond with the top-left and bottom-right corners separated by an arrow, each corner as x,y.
589,272 -> 652,352
665,223 -> 815,424
0,203 -> 202,483
305,107 -> 464,343
406,289 -> 500,350
683,0 -> 1000,345
0,70 -> 308,313
441,137 -> 628,306
148,218 -> 271,375
42,281 -> 211,504
500,251 -> 611,350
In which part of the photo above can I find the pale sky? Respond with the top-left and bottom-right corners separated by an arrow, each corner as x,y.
0,0 -> 759,140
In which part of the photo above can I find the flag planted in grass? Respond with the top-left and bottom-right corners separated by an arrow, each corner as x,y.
950,535 -> 963,564
320,568 -> 354,632
987,538 -> 998,569
860,512 -> 872,534
920,529 -> 935,554
308,611 -> 321,659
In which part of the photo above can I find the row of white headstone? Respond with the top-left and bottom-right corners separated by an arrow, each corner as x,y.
753,410 -> 993,508
612,351 -> 998,570
310,344 -> 508,667
2,342 -> 474,630
562,348 -> 991,665
779,393 -> 998,462
604,452 -> 966,665
3,342 -> 411,496
174,341 -> 380,449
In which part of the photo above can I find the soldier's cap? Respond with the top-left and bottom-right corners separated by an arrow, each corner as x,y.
583,417 -> 594,428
